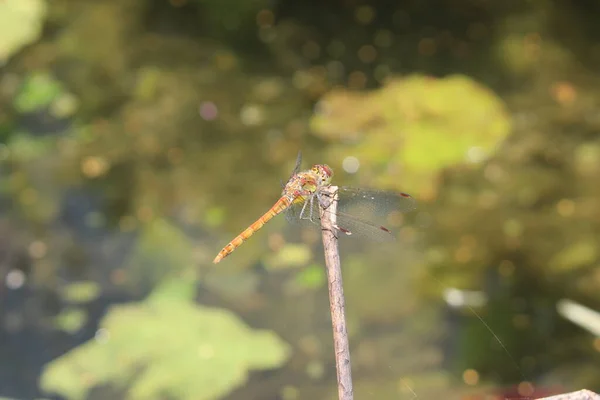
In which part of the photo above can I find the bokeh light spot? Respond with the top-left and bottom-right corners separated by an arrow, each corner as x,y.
462,368 -> 479,385
199,101 -> 218,121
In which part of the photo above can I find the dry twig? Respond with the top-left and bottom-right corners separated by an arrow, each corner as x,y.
319,185 -> 354,400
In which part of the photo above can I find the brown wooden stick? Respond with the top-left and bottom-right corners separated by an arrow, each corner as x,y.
538,390 -> 600,400
319,185 -> 354,400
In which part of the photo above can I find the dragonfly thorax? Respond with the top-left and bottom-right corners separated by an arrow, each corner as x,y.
282,172 -> 318,203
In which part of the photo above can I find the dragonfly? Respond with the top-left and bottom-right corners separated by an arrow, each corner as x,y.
213,152 -> 416,264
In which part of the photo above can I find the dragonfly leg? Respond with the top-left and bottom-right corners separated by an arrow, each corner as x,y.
308,195 -> 316,222
298,199 -> 310,220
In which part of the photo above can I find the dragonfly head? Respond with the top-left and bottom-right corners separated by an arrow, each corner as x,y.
311,164 -> 333,186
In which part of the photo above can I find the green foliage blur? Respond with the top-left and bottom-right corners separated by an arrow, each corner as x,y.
41,280 -> 291,400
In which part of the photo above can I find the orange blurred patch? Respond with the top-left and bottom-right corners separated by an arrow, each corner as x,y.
550,81 -> 577,105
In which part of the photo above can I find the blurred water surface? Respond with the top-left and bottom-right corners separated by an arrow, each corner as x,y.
1,0 -> 600,399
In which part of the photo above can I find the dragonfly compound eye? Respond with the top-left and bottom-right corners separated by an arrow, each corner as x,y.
320,164 -> 333,179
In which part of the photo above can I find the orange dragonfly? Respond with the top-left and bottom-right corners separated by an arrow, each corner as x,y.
213,152 -> 415,263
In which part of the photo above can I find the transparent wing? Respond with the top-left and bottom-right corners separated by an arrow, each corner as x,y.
282,151 -> 304,189
285,187 -> 416,241
292,151 -> 303,176
336,187 -> 416,240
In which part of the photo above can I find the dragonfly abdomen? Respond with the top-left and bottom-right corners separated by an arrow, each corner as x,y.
213,195 -> 294,263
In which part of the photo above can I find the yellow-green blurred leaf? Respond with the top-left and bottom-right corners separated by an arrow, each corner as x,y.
293,264 -> 325,289
148,278 -> 196,303
549,241 -> 598,271
54,308 -> 87,334
263,243 -> 312,270
205,206 -> 226,228
61,282 -> 101,303
310,74 -> 511,198
7,132 -> 54,162
14,73 -> 64,113
41,280 -> 291,400
134,67 -> 162,101
0,0 -> 47,63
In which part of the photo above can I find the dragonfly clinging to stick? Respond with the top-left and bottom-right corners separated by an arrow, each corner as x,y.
213,152 -> 416,263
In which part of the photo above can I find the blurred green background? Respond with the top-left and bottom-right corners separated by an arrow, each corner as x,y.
1,0 -> 600,399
